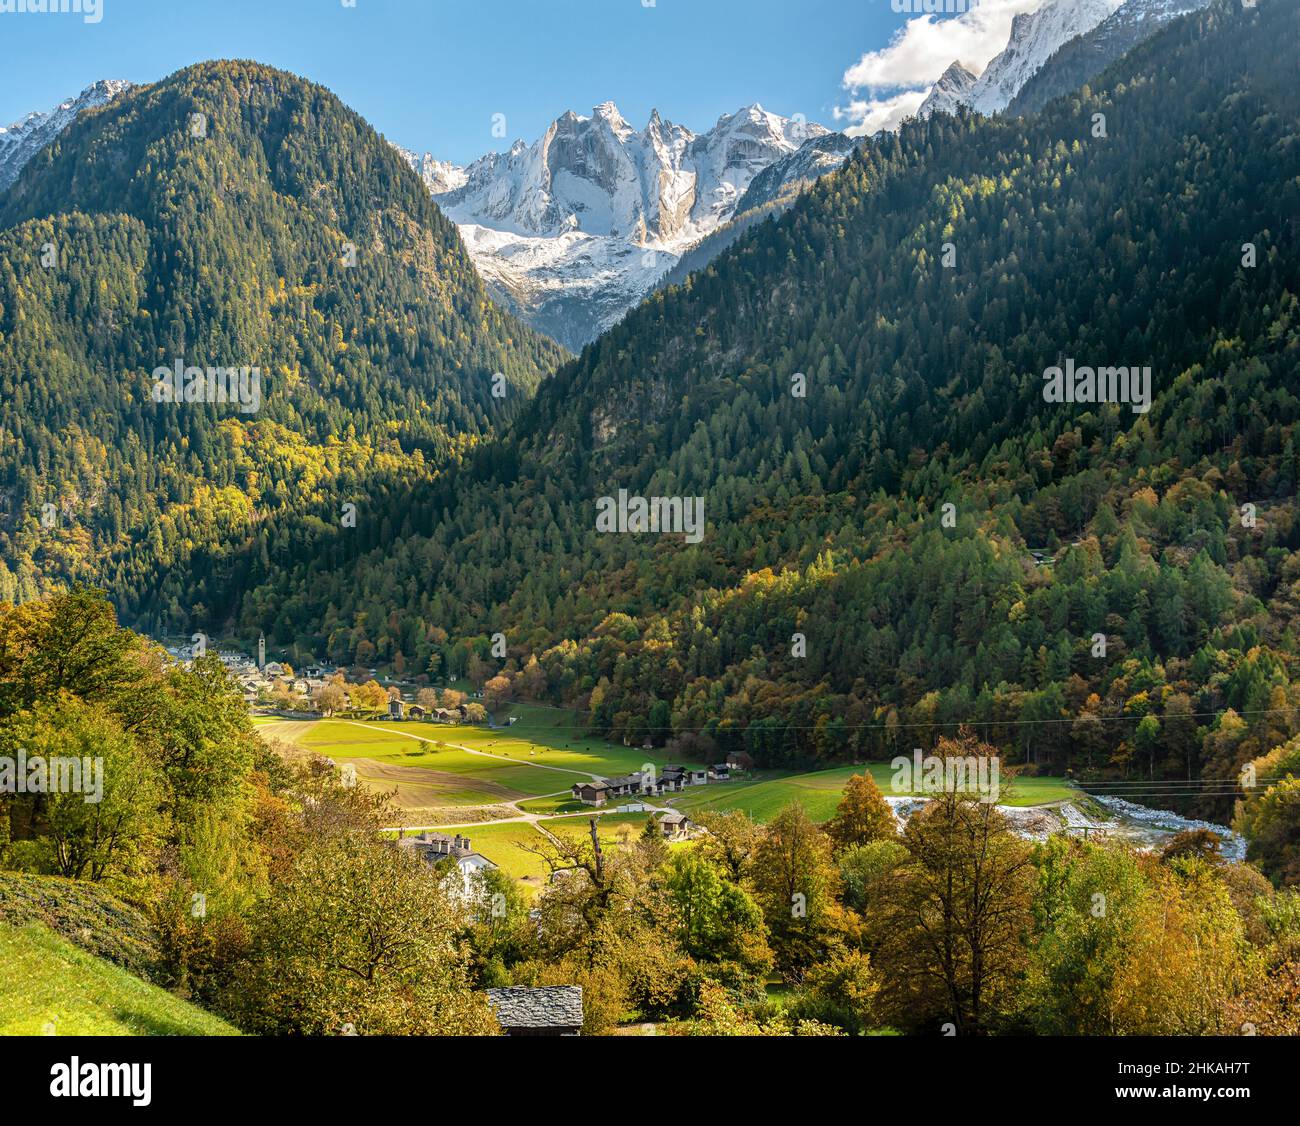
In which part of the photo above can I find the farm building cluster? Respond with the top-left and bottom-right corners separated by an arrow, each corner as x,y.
570,752 -> 752,808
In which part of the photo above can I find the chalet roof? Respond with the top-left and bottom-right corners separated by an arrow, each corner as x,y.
656,811 -> 687,823
397,831 -> 478,862
486,986 -> 583,1030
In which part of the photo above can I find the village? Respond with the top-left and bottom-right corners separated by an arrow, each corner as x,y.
161,634 -> 755,893
162,632 -> 493,721
146,632 -> 1251,1038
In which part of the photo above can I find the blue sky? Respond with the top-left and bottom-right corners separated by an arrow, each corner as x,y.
0,0 -> 971,164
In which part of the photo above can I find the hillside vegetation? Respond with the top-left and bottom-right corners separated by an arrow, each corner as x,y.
0,871 -> 161,978
0,921 -> 237,1035
0,60 -> 564,626
149,2 -> 1300,825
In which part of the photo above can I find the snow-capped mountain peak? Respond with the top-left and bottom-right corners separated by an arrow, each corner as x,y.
392,145 -> 467,195
734,131 -> 859,214
919,61 -> 979,119
1084,0 -> 1213,43
965,0 -> 1124,115
416,101 -> 833,349
1007,0 -> 1214,115
438,100 -> 827,246
0,79 -> 133,191
592,100 -> 634,141
1104,0 -> 1212,30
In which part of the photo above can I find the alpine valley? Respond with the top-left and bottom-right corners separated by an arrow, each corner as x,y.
4,0 -> 1300,1050
2,0 -> 1295,821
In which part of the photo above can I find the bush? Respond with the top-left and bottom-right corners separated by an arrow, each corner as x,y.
0,872 -> 160,979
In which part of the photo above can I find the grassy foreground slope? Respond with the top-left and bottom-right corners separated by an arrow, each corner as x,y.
0,923 -> 238,1036
0,872 -> 161,977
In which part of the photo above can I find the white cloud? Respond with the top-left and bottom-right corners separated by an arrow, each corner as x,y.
836,0 -> 1044,135
834,90 -> 929,137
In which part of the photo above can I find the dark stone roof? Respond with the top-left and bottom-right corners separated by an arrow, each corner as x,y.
396,832 -> 475,862
486,986 -> 584,1030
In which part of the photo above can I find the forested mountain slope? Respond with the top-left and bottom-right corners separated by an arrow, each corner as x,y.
1008,0 -> 1213,117
0,60 -> 564,613
208,1 -> 1300,818
7,6 -> 1300,819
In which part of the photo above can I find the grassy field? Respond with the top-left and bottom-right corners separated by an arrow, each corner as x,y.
667,769 -> 860,823
0,923 -> 238,1036
256,707 -> 707,821
517,792 -> 588,816
256,711 -> 1075,848
667,764 -> 1076,823
259,717 -> 582,806
546,811 -> 661,839
425,811 -> 677,897
408,704 -> 705,774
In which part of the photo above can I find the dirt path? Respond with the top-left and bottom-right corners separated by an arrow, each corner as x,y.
382,802 -> 659,833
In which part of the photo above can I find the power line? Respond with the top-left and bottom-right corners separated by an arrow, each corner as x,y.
428,703 -> 1297,733
1073,777 -> 1288,788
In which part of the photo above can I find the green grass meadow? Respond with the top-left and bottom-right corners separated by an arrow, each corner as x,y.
0,923 -> 238,1036
667,763 -> 1075,823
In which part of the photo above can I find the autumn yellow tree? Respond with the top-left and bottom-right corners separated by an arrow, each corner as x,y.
694,808 -> 762,883
825,772 -> 896,852
871,732 -> 1032,1034
750,803 -> 843,979
230,832 -> 496,1035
